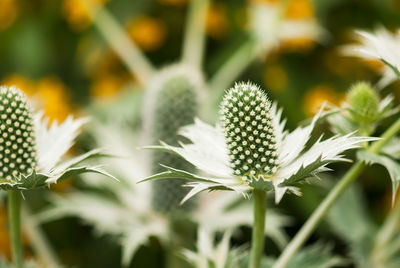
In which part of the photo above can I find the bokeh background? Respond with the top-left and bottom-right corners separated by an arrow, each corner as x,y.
1,0 -> 400,267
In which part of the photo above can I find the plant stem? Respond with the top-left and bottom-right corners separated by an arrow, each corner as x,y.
373,197 -> 400,253
8,190 -> 23,268
181,0 -> 209,70
209,40 -> 258,93
249,189 -> 267,268
82,0 -> 155,84
273,117 -> 400,268
21,204 -> 61,268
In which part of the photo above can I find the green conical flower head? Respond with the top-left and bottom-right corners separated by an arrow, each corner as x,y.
150,73 -> 198,213
220,82 -> 278,183
347,81 -> 379,124
0,86 -> 36,180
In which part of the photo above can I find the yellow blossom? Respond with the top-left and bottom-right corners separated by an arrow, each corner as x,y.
303,85 -> 341,116
157,0 -> 188,6
285,0 -> 314,19
247,0 -> 279,3
62,0 -> 109,31
263,64 -> 288,92
279,38 -> 317,52
36,77 -> 73,122
126,16 -> 167,51
90,74 -> 127,100
2,74 -> 36,95
206,3 -> 229,39
2,75 -> 73,122
0,0 -> 18,31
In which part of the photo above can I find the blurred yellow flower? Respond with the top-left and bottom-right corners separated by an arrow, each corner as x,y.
206,3 -> 229,39
62,0 -> 109,31
2,74 -> 36,95
285,0 -> 314,19
247,0 -> 279,3
90,74 -> 127,100
3,75 -> 73,122
0,0 -> 18,31
280,38 -> 316,52
264,64 -> 288,92
303,85 -> 341,116
36,77 -> 73,122
157,0 -> 188,6
127,16 -> 167,51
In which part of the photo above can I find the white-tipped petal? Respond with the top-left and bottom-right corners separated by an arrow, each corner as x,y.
173,119 -> 232,177
35,114 -> 89,172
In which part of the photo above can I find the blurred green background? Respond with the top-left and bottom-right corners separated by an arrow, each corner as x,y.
1,0 -> 400,267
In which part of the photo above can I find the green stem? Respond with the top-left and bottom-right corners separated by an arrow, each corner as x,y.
181,0 -> 209,70
249,189 -> 267,268
22,205 -> 61,268
209,40 -> 258,92
372,198 -> 400,258
273,117 -> 400,268
82,0 -> 155,84
8,190 -> 23,268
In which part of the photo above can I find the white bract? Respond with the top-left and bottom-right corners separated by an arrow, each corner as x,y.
39,117 -> 290,265
342,27 -> 400,87
181,227 -> 247,268
248,1 -> 325,53
0,86 -> 114,191
141,82 -> 375,203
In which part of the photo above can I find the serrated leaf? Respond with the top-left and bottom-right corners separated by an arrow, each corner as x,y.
138,165 -> 221,184
284,243 -> 346,268
279,157 -> 330,187
357,150 -> 400,203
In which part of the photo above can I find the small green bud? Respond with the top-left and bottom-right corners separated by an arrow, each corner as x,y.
0,86 -> 37,180
347,82 -> 379,124
220,82 -> 279,183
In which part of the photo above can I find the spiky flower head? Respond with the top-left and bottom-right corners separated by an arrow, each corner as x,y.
0,86 -> 36,180
347,81 -> 379,124
219,82 -> 278,183
145,64 -> 202,213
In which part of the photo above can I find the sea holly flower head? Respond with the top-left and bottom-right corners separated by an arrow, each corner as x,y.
0,87 -> 37,180
219,85 -> 279,185
140,82 -> 374,203
0,85 -> 115,191
347,81 -> 380,124
327,81 -> 399,136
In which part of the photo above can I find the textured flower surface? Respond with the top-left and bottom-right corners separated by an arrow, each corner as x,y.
141,82 -> 375,203
0,86 -> 114,191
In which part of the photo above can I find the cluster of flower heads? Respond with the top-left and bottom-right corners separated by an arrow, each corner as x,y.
0,86 -> 36,180
220,83 -> 278,181
141,81 -> 374,203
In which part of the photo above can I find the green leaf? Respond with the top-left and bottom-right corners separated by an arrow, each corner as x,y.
357,150 -> 400,203
279,157 -> 330,187
138,165 -> 220,184
327,113 -> 357,135
328,185 -> 376,267
284,243 -> 346,268
381,136 -> 400,159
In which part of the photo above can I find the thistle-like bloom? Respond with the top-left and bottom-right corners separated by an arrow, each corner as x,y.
0,86 -> 114,191
341,27 -> 400,87
141,82 -> 374,203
